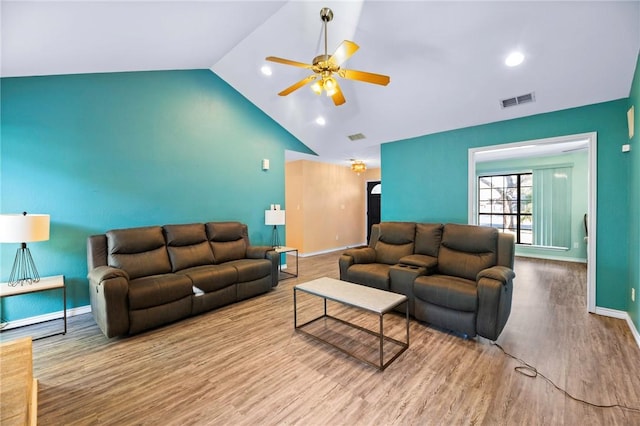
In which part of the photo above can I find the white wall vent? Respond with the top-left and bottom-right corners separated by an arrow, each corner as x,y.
347,133 -> 366,141
501,92 -> 535,108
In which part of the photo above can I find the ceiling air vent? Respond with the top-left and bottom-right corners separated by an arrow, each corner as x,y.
501,92 -> 535,108
348,133 -> 366,141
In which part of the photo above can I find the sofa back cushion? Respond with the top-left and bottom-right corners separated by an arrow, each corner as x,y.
206,222 -> 248,264
374,222 -> 416,265
164,223 -> 215,272
438,224 -> 498,281
414,223 -> 444,257
106,226 -> 171,280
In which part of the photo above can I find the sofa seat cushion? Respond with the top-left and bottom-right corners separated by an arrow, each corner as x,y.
128,274 -> 194,310
177,264 -> 238,293
414,274 -> 478,312
225,259 -> 272,282
347,263 -> 391,290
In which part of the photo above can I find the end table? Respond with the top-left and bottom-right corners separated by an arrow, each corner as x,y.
274,246 -> 298,280
0,275 -> 66,340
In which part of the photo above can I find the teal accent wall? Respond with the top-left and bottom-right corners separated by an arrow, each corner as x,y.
628,52 -> 640,332
0,70 -> 313,322
382,99 -> 630,311
477,151 -> 589,262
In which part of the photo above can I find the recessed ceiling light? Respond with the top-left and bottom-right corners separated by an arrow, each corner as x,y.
315,116 -> 326,126
261,65 -> 272,76
505,51 -> 525,67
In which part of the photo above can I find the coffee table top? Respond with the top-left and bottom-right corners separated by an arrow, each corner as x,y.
294,277 -> 407,314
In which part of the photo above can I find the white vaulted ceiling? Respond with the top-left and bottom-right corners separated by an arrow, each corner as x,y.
2,1 -> 639,167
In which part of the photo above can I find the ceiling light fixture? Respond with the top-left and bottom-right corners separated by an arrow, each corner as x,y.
315,116 -> 326,126
505,51 -> 525,67
351,160 -> 366,174
261,65 -> 272,76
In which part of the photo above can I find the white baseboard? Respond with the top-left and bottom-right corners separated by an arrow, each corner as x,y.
626,315 -> 640,350
594,307 -> 640,350
1,305 -> 91,331
594,306 -> 628,319
298,244 -> 367,258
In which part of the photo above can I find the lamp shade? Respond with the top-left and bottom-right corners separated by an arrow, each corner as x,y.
265,210 -> 285,226
0,214 -> 50,243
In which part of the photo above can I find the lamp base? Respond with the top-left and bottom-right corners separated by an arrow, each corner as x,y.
271,225 -> 281,249
8,243 -> 41,287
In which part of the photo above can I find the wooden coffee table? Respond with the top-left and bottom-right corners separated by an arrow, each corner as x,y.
294,277 -> 409,370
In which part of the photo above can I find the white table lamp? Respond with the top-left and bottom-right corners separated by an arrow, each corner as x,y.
0,212 -> 50,286
265,210 -> 285,248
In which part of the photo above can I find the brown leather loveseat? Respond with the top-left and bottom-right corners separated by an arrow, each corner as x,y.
87,221 -> 278,338
339,222 -> 515,340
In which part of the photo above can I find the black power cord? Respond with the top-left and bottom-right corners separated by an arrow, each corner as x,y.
492,342 -> 640,413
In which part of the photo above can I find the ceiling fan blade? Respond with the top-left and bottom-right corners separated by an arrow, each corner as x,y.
328,40 -> 359,68
265,56 -> 313,69
278,75 -> 317,96
339,68 -> 390,86
331,81 -> 346,106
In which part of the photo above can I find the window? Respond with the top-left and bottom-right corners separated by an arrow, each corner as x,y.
478,173 -> 532,244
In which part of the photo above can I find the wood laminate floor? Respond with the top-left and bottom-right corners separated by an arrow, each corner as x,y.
2,253 -> 639,425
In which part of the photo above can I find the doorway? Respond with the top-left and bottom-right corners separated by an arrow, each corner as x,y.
367,181 -> 381,243
468,132 -> 597,312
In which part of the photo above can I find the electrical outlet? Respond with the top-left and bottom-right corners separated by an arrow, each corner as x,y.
632,288 -> 636,302
573,242 -> 579,249
335,234 -> 339,240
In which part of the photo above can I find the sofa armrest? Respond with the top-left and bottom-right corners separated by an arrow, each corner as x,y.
343,247 -> 376,264
389,264 -> 427,316
246,245 -> 274,259
88,265 -> 130,283
87,266 -> 130,338
339,247 -> 376,280
476,266 -> 515,341
399,254 -> 438,273
476,266 -> 515,284
245,247 -> 280,287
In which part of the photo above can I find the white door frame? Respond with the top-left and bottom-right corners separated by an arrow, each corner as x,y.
468,132 -> 597,312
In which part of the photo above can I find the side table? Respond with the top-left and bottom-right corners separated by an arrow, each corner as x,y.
0,275 -> 66,340
274,246 -> 298,280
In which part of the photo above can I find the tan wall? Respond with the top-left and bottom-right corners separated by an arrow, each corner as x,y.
285,160 -> 380,255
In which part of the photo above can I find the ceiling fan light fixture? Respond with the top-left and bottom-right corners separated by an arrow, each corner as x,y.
311,81 -> 323,95
324,77 -> 337,96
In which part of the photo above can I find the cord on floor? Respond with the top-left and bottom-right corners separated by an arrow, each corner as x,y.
492,342 -> 640,413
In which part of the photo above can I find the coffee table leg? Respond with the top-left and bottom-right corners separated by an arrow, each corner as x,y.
406,301 -> 409,346
293,288 -> 298,328
379,314 -> 384,369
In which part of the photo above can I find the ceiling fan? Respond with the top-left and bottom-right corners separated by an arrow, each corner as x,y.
265,7 -> 390,106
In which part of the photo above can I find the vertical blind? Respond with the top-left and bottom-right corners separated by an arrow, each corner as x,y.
532,167 -> 572,248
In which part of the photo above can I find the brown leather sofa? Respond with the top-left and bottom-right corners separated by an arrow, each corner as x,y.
87,221 -> 278,338
339,222 -> 515,340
